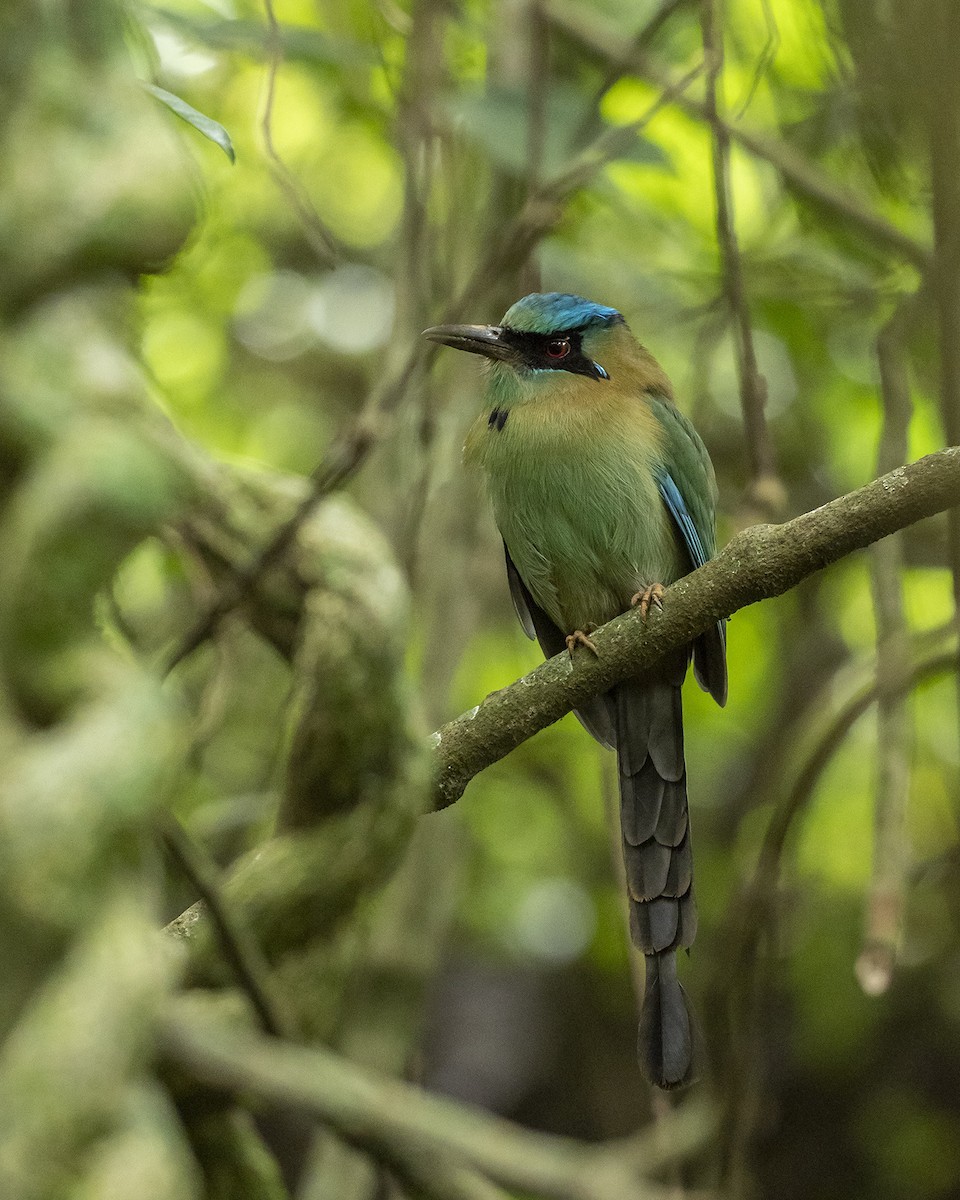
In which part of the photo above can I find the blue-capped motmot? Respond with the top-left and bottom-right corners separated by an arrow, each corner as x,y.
424,293 -> 727,1090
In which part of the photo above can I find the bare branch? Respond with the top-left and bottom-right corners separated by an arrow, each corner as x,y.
526,0 -> 549,203
431,447 -> 960,809
260,0 -> 341,265
701,0 -> 782,517
160,813 -> 292,1039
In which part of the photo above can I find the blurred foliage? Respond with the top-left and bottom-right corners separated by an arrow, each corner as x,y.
3,0 -> 960,1197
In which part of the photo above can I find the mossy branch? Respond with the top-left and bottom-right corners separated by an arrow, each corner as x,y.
431,446 -> 960,808
159,1002 -> 711,1200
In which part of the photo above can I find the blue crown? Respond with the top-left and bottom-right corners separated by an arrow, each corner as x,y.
501,293 -> 623,335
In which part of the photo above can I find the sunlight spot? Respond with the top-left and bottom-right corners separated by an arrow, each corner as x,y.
307,265 -> 395,353
511,878 -> 596,963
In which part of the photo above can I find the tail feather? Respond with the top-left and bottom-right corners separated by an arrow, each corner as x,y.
662,831 -> 693,896
619,759 -> 665,843
637,951 -> 695,1090
613,664 -> 698,1089
677,892 -> 698,947
629,895 -> 681,953
654,775 -> 689,845
647,685 -> 684,779
623,839 -> 672,900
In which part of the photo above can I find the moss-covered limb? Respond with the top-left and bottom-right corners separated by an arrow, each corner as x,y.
170,459 -> 312,660
296,818 -> 465,1197
158,1002 -> 711,1200
0,290 -> 194,723
386,1150 -> 513,1200
176,1103 -> 290,1200
171,457 -> 406,669
171,486 -> 429,989
280,494 -> 420,829
298,1133 -> 380,1200
168,426 -> 377,672
0,894 -> 189,1200
0,5 -> 194,318
180,804 -> 420,982
69,1083 -> 202,1200
432,446 -> 960,808
0,3 -> 204,1195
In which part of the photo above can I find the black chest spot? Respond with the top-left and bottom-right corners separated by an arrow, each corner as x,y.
488,407 -> 509,432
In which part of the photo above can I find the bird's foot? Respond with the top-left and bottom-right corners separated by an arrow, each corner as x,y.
630,583 -> 665,620
565,627 -> 599,659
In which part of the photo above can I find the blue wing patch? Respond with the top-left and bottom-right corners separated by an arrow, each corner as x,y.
657,472 -> 708,569
657,470 -> 728,707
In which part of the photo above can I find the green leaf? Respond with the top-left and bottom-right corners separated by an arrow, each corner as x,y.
143,83 -> 236,163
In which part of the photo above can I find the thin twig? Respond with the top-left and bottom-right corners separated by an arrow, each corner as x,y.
546,63 -> 705,200
547,0 -> 930,269
706,577 -> 848,849
737,647 -> 956,956
701,0 -> 781,517
573,0 -> 695,146
440,59 -> 705,314
160,812 -> 292,1038
857,305 -> 914,996
732,0 -> 778,119
927,4 -> 960,764
522,0 -> 549,295
526,0 -> 549,200
260,0 -> 341,264
165,423 -> 376,673
392,0 -> 448,579
714,642 -> 956,1189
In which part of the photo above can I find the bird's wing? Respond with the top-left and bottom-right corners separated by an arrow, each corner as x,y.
649,394 -> 728,708
503,542 -> 617,747
504,542 -> 538,639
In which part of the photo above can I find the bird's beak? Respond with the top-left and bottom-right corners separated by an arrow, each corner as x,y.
421,323 -> 517,363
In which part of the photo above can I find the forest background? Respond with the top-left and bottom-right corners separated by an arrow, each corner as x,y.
3,1 -> 960,1198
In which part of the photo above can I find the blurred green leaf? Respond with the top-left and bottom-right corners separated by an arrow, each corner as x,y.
143,83 -> 236,163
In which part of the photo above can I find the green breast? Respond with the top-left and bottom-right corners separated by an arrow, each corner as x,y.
476,400 -> 684,632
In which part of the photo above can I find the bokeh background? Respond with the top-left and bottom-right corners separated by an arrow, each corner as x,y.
3,0 -> 960,1198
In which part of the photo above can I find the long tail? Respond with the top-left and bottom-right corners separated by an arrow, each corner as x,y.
613,659 -> 697,1089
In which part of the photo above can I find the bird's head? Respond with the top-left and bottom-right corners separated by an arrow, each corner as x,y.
423,292 -> 627,383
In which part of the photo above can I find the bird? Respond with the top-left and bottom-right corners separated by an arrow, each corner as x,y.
423,292 -> 727,1089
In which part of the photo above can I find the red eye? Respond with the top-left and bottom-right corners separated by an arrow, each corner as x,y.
546,339 -> 570,359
